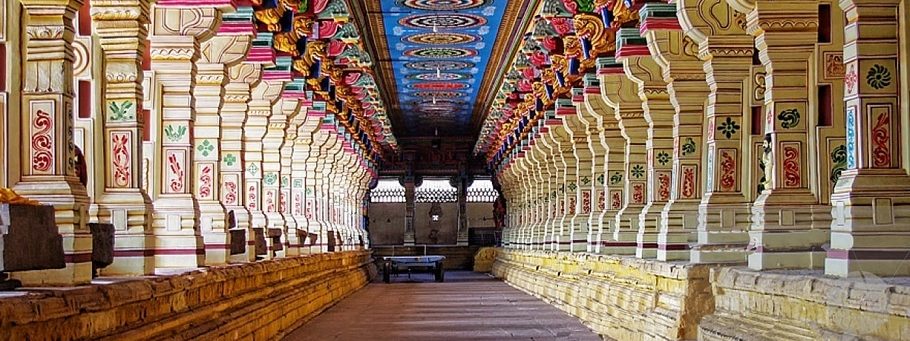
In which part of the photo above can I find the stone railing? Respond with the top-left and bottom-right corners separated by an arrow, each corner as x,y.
0,251 -> 376,340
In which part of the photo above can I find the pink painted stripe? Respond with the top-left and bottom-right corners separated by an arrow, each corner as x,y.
585,87 -> 600,94
218,22 -> 256,35
598,67 -> 624,75
616,46 -> 652,58
639,19 -> 682,34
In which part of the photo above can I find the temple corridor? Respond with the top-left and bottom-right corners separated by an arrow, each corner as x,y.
1,0 -> 910,340
282,272 -> 600,341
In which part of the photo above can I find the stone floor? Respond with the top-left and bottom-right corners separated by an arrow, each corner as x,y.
283,271 -> 602,340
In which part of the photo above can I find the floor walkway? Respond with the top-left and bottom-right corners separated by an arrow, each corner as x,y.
283,271 -> 601,340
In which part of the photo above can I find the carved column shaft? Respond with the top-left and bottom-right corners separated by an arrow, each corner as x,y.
222,63 -> 258,262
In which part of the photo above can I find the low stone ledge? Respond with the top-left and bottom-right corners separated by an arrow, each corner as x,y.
492,249 -> 716,341
698,267 -> 910,340
0,251 -> 375,340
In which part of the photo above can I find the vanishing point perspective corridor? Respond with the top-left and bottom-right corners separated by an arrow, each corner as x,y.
1,0 -> 909,340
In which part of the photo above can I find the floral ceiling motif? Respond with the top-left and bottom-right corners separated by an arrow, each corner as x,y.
381,0 -> 506,136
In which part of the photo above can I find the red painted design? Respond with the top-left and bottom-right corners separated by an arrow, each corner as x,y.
294,193 -> 303,216
611,191 -> 622,210
248,184 -> 257,209
632,183 -> 644,204
582,191 -> 592,214
658,173 -> 671,201
720,150 -> 736,192
31,110 -> 53,172
167,152 -> 184,192
266,190 -> 276,213
199,165 -> 213,199
783,144 -> 802,188
306,199 -> 314,220
871,112 -> 891,167
681,167 -> 696,199
845,64 -> 858,94
279,191 -> 287,214
111,133 -> 131,187
597,191 -> 606,211
224,181 -> 237,205
706,118 -> 715,141
569,197 -> 577,215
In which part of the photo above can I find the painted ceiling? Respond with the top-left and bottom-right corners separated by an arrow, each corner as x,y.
379,0 -> 507,136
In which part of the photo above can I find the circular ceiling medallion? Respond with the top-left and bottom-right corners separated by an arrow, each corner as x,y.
409,82 -> 469,90
410,91 -> 465,98
405,32 -> 479,45
405,60 -> 474,71
404,47 -> 477,59
407,72 -> 471,81
399,0 -> 486,11
400,14 -> 486,29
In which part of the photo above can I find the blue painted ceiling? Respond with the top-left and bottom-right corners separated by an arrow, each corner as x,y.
380,0 -> 506,136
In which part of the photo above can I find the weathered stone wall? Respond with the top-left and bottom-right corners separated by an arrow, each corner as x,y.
0,251 -> 375,340
699,268 -> 910,340
492,249 -> 715,341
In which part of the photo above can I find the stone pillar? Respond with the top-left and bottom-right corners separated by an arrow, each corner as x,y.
314,119 -> 339,252
244,80 -> 281,258
732,0 -> 827,270
90,0 -> 155,275
641,3 -> 711,261
149,6 -> 221,268
292,107 -> 321,254
536,119 -> 558,250
302,106 -> 330,253
13,0 -> 92,285
456,175 -> 469,246
679,0 -> 756,264
559,98 -> 594,253
599,58 -> 647,256
826,0 -> 910,276
583,76 -> 627,254
222,63 -> 260,262
261,98 -> 289,255
574,88 -> 608,253
194,31 -> 252,266
618,31 -> 677,259
281,96 -> 305,257
403,175 -> 416,246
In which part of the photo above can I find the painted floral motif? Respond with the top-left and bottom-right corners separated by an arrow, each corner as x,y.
279,192 -> 287,214
224,181 -> 237,205
596,173 -> 605,185
568,182 -> 577,191
248,184 -> 258,209
681,166 -> 696,199
782,144 -> 801,188
632,183 -> 644,204
866,64 -> 892,89
611,191 -> 622,209
31,110 -> 53,173
597,191 -> 606,211
658,173 -> 671,201
281,176 -> 290,187
716,117 -> 740,139
656,151 -> 671,166
294,179 -> 304,188
294,193 -> 303,216
830,144 -> 847,185
846,108 -> 856,169
777,109 -> 800,129
224,153 -> 237,166
719,150 -> 736,192
164,125 -> 187,142
631,165 -> 645,178
871,112 -> 891,167
266,190 -> 276,212
199,165 -> 213,199
167,152 -> 184,193
610,172 -> 623,185
581,176 -> 591,185
247,163 -> 259,176
845,64 -> 858,94
681,137 -> 696,156
582,191 -> 591,214
823,53 -> 844,80
108,100 -> 134,122
111,133 -> 131,187
568,196 -> 576,215
306,200 -> 314,219
196,140 -> 215,157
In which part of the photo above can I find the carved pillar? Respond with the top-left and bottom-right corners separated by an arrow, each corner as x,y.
573,87 -> 607,253
314,118 -> 340,251
536,118 -> 558,250
90,0 -> 155,275
583,75 -> 627,254
827,0 -> 910,276
13,0 -> 92,285
194,30 -> 251,265
302,106 -> 329,252
641,4 -> 711,261
558,98 -> 594,252
599,58 -> 647,255
222,63 -> 259,262
456,174 -> 469,246
679,0 -> 756,264
281,96 -> 305,256
244,80 -> 280,258
732,0 -> 827,270
292,106 -> 320,254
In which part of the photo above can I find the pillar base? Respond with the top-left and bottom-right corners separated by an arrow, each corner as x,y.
690,201 -> 752,264
104,233 -> 156,276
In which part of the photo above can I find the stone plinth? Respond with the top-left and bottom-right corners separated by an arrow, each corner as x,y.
492,249 -> 716,340
2,204 -> 65,285
0,251 -> 374,340
698,267 -> 910,340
